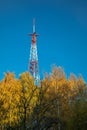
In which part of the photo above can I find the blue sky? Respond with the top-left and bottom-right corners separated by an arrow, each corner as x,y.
0,0 -> 87,81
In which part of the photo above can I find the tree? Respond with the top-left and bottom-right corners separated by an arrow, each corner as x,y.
0,66 -> 87,130
0,72 -> 21,129
18,72 -> 39,130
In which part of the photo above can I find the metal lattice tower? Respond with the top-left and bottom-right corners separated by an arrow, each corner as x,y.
28,19 -> 40,85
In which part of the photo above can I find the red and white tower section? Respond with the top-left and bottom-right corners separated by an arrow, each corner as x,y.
29,19 -> 40,84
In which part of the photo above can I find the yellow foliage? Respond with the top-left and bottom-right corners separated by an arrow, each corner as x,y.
0,68 -> 86,129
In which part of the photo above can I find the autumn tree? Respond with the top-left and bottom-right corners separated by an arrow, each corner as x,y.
0,66 -> 87,130
18,72 -> 39,130
29,66 -> 87,130
0,72 -> 21,129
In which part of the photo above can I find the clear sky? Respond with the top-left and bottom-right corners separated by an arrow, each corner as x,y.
0,0 -> 87,81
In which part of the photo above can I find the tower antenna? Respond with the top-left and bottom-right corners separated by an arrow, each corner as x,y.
33,18 -> 35,33
28,19 -> 40,85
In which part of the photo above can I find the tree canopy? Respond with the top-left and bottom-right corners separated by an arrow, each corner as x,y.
0,67 -> 87,130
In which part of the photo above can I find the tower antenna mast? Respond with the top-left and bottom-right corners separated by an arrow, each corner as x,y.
28,19 -> 40,85
33,18 -> 35,33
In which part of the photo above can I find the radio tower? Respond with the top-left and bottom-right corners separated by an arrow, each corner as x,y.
28,19 -> 40,85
